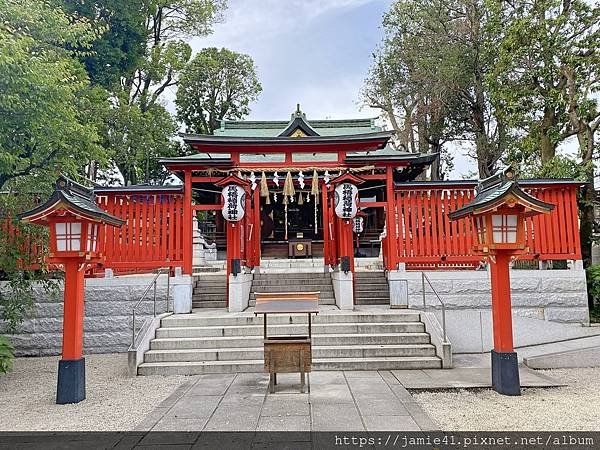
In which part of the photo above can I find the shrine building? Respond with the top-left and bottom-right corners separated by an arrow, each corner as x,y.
8,105 -> 590,374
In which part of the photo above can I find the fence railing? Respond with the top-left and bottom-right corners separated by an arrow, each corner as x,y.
131,268 -> 170,347
96,192 -> 185,273
393,182 -> 581,269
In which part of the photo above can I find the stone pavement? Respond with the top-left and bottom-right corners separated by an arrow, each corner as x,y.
135,371 -> 439,433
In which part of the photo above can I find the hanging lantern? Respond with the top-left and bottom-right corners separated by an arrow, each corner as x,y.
353,216 -> 364,234
221,185 -> 246,222
334,183 -> 358,219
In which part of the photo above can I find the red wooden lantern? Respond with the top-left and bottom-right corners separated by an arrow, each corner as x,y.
18,176 -> 124,404
450,167 -> 553,396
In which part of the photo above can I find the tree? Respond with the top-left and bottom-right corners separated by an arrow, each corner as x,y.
123,0 -> 227,112
487,0 -> 600,267
0,0 -> 107,190
176,47 -> 262,134
62,0 -> 148,90
488,0 -> 599,166
103,0 -> 227,184
104,99 -> 181,185
0,1 -> 94,359
363,0 -> 510,179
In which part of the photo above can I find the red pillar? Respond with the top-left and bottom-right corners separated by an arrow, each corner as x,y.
490,252 -> 515,352
226,221 -> 242,272
253,190 -> 261,267
385,166 -> 398,270
339,219 -> 354,272
57,259 -> 86,404
321,183 -> 330,266
61,260 -> 85,360
182,169 -> 193,275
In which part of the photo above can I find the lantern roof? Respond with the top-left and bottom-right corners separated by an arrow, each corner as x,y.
330,172 -> 366,185
18,175 -> 125,226
214,174 -> 249,187
448,167 -> 555,220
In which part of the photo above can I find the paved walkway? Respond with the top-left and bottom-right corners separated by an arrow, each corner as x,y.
135,371 -> 438,433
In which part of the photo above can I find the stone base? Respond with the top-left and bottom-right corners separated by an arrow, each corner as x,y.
57,357 -> 85,404
491,350 -> 521,396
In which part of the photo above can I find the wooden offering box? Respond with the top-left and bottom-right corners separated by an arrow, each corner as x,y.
254,292 -> 319,393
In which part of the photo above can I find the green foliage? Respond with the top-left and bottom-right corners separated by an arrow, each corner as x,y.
104,99 -> 181,185
0,335 -> 13,374
487,0 -> 600,165
0,195 -> 59,335
0,0 -> 109,190
176,47 -> 262,134
62,0 -> 148,89
586,264 -> 600,310
363,0 -> 509,179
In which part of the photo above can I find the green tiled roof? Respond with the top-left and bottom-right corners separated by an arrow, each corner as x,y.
215,117 -> 380,137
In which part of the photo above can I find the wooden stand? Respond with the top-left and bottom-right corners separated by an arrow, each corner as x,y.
254,292 -> 319,394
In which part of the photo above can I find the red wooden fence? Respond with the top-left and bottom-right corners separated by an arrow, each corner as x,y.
393,181 -> 581,270
96,192 -> 185,272
2,180 -> 583,275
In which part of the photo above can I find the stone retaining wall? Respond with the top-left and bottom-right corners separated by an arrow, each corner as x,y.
396,268 -> 589,324
0,275 -> 192,356
388,266 -> 592,353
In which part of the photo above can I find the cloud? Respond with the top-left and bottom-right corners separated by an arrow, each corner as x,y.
195,0 -> 381,46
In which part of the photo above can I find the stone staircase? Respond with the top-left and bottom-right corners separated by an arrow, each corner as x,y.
137,310 -> 442,375
354,271 -> 390,305
250,272 -> 336,306
192,273 -> 227,308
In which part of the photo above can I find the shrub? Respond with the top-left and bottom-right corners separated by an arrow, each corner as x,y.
0,335 -> 14,374
585,264 -> 600,310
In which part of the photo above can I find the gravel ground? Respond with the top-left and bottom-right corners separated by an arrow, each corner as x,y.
414,368 -> 600,431
0,353 -> 187,431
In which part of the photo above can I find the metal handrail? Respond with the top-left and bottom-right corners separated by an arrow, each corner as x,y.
132,268 -> 170,346
421,272 -> 448,343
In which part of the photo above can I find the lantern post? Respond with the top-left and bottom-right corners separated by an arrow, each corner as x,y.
18,176 -> 124,404
449,168 -> 554,396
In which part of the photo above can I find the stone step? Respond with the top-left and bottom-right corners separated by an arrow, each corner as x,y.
194,282 -> 226,289
144,344 -> 437,363
355,299 -> 391,305
161,312 -> 421,327
254,273 -> 331,279
193,293 -> 226,301
250,285 -> 334,292
154,322 -> 425,338
192,301 -> 226,308
354,289 -> 389,296
355,281 -> 388,287
193,276 -> 227,282
138,356 -> 441,375
355,293 -> 390,300
251,280 -> 332,287
150,333 -> 431,350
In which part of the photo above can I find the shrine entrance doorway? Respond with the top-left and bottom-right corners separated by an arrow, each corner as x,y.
260,193 -> 324,259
